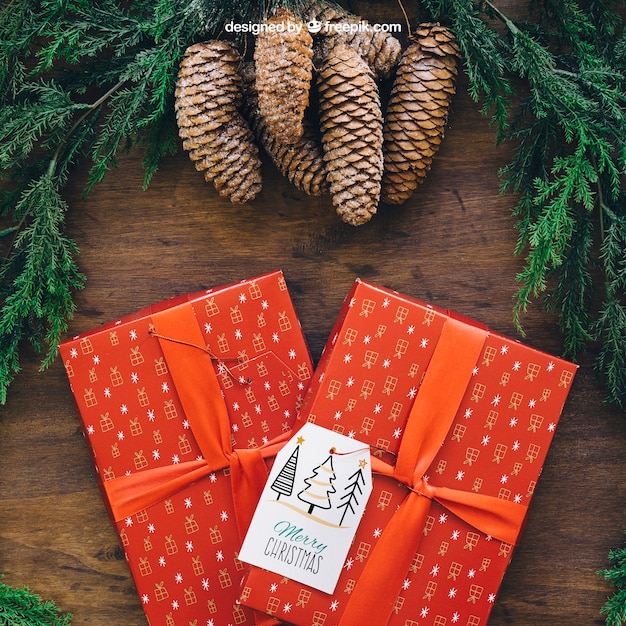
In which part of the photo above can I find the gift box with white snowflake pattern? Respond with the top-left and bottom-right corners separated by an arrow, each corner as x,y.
239,278 -> 578,626
60,271 -> 312,626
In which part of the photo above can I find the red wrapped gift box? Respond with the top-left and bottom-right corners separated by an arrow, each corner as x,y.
59,271 -> 312,625
239,279 -> 578,626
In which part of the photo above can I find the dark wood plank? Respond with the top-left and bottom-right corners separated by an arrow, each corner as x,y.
1,2 -> 625,623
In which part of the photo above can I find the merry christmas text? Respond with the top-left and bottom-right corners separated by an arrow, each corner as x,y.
262,521 -> 328,574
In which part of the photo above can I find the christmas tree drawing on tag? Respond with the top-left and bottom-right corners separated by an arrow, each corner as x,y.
239,423 -> 373,593
297,454 -> 336,514
266,430 -> 369,528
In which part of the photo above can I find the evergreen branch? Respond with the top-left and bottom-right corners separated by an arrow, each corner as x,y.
544,209 -> 594,357
0,170 -> 85,403
599,533 -> 626,625
593,203 -> 626,407
0,575 -> 71,625
0,0 -> 41,99
414,0 -> 626,404
0,82 -> 88,172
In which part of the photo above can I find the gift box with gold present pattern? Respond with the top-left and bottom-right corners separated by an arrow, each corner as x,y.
60,271 -> 312,626
239,278 -> 577,626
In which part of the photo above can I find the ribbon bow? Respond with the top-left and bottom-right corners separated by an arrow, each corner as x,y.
338,317 -> 528,625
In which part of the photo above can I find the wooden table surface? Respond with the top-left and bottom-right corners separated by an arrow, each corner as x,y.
1,2 -> 625,624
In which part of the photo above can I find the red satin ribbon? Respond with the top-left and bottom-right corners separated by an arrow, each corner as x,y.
339,318 -> 527,625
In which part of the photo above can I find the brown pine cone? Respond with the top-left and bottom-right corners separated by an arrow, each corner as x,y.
254,8 -> 314,145
175,40 -> 262,204
317,43 -> 384,226
381,24 -> 460,205
305,0 -> 402,79
240,62 -> 328,197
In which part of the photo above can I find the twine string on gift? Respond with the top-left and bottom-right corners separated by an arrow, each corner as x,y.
148,328 -> 252,385
328,445 -> 371,455
338,318 -> 528,625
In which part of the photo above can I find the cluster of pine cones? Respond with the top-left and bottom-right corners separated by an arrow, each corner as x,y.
174,2 -> 460,226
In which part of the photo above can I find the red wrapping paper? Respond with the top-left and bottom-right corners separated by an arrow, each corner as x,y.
59,271 -> 312,626
239,279 -> 578,626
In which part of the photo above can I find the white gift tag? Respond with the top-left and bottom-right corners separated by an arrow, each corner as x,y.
239,422 -> 373,594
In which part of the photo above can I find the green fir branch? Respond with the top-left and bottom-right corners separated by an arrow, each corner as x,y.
599,533 -> 626,625
0,575 -> 71,625
422,0 -> 626,406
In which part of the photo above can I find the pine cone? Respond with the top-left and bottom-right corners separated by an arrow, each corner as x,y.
240,62 -> 328,197
254,8 -> 314,145
318,43 -> 384,226
305,0 -> 402,79
175,40 -> 262,204
381,24 -> 460,205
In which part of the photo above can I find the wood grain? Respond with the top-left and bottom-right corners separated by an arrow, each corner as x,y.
1,3 -> 625,623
